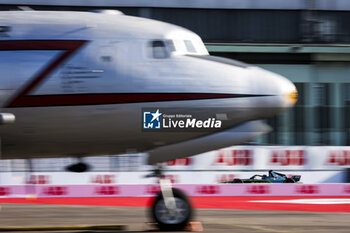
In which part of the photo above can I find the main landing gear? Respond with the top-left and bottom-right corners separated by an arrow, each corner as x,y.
66,158 -> 90,173
147,165 -> 193,231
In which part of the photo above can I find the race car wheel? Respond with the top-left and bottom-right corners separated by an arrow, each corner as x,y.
283,178 -> 295,183
151,188 -> 192,231
232,179 -> 244,183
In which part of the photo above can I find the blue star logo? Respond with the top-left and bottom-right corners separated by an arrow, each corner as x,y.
143,109 -> 162,129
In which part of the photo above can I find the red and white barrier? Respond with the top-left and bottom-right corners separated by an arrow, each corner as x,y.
1,146 -> 350,186
0,170 -> 345,185
189,146 -> 350,170
1,184 -> 350,198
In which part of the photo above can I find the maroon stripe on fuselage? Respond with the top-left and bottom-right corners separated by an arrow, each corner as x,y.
8,93 -> 268,107
1,40 -> 87,107
0,40 -> 87,50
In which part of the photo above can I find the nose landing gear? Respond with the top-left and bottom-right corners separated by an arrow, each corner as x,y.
147,166 -> 193,231
151,187 -> 192,231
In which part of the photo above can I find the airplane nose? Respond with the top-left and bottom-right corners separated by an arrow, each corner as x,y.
252,67 -> 297,111
284,86 -> 298,106
274,74 -> 298,108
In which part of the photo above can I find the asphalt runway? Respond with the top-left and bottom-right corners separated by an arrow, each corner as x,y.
0,204 -> 349,233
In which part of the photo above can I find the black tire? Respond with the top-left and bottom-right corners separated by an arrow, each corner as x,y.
232,179 -> 244,183
151,188 -> 192,231
66,162 -> 90,173
283,178 -> 295,183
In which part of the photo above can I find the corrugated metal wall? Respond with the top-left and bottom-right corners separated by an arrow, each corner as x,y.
152,9 -> 301,43
1,4 -> 350,44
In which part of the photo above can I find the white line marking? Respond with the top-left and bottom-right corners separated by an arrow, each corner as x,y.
250,199 -> 350,204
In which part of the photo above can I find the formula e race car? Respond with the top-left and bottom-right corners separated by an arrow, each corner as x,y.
222,170 -> 301,183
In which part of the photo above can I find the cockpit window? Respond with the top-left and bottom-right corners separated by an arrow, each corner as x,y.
148,38 -> 207,58
151,40 -> 168,59
165,40 -> 176,52
184,40 -> 196,53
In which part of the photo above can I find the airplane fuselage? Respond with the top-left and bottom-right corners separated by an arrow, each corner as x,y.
0,11 -> 296,160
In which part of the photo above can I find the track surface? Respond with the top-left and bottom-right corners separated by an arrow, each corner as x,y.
0,197 -> 350,233
1,196 -> 350,212
0,203 -> 350,233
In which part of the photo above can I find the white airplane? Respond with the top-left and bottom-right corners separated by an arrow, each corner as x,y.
0,10 -> 297,230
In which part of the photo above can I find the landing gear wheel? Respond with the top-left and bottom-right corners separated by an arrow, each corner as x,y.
66,162 -> 90,173
151,188 -> 192,231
